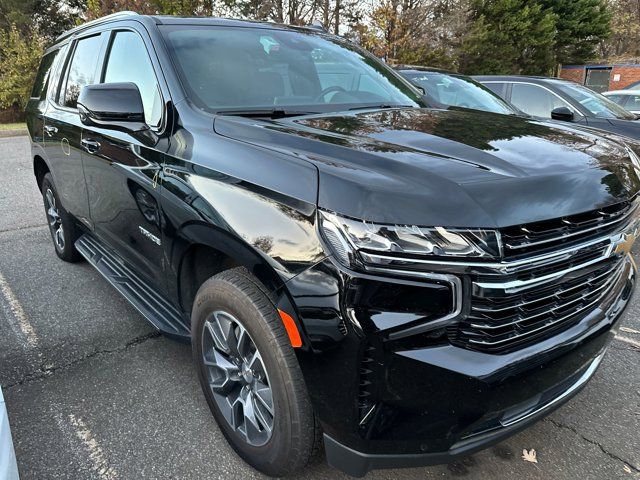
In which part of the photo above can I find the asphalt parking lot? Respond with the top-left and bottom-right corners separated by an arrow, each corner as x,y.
0,134 -> 639,480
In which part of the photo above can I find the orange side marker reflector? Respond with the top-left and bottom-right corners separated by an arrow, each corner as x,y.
278,309 -> 303,348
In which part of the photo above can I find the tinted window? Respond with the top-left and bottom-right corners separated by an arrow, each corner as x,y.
103,31 -> 162,127
510,83 -> 571,118
554,82 -> 635,120
404,72 -> 515,114
62,35 -> 103,108
31,50 -> 58,99
160,26 -> 424,114
624,94 -> 640,111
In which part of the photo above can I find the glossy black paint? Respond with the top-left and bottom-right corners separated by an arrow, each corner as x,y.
25,14 -> 640,476
475,75 -> 640,141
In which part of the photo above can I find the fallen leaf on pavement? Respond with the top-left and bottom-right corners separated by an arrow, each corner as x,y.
522,449 -> 538,463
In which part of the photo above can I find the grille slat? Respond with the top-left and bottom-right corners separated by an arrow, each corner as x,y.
501,197 -> 636,258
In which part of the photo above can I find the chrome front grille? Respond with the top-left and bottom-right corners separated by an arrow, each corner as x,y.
501,196 -> 637,258
454,258 -> 626,353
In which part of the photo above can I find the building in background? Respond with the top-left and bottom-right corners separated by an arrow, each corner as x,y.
560,63 -> 640,92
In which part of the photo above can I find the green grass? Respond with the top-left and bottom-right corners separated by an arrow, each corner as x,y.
0,122 -> 26,131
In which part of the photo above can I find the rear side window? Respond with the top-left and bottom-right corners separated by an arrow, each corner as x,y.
31,50 -> 58,99
62,35 -> 103,108
103,31 -> 162,127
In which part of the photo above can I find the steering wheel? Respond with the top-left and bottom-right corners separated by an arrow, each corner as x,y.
316,85 -> 347,102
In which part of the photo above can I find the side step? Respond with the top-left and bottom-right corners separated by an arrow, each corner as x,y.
75,234 -> 191,341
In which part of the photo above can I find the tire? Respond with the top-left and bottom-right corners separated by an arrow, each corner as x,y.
192,268 -> 320,477
41,173 -> 82,263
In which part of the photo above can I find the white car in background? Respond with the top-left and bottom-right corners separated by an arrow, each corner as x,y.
603,89 -> 640,115
0,388 -> 19,479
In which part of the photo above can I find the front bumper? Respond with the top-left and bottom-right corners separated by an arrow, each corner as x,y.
282,252 -> 635,477
324,349 -> 605,477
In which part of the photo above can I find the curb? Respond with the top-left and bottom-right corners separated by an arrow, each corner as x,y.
0,129 -> 27,138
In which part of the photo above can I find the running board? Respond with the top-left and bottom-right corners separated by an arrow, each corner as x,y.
75,234 -> 190,341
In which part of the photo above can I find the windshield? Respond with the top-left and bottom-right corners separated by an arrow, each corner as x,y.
160,25 -> 425,114
402,71 -> 517,115
554,82 -> 636,120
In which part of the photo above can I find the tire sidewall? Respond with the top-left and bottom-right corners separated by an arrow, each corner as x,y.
191,273 -> 308,475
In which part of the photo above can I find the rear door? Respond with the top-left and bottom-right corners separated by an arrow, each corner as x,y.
43,33 -> 107,226
25,49 -> 60,151
80,27 -> 168,291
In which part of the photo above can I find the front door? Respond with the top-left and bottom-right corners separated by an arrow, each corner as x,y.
81,29 -> 167,291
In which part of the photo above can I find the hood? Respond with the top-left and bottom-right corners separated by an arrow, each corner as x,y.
214,108 -> 640,228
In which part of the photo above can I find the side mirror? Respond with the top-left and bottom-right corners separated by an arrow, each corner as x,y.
77,83 -> 147,132
551,106 -> 574,122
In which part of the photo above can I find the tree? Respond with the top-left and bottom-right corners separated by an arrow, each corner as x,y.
601,0 -> 640,59
0,24 -> 44,110
540,0 -> 611,65
460,0 -> 557,75
0,0 -> 84,40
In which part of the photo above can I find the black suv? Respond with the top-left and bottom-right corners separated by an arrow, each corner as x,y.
26,12 -> 639,477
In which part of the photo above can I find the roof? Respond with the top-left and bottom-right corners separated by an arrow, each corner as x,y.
472,75 -> 571,84
55,11 -> 327,43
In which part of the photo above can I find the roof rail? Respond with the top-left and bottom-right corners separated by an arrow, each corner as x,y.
306,21 -> 327,32
55,11 -> 140,42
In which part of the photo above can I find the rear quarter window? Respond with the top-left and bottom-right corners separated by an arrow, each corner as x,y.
31,50 -> 58,99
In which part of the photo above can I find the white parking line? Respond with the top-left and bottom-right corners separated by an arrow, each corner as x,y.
64,414 -> 118,480
0,270 -> 39,350
615,335 -> 640,349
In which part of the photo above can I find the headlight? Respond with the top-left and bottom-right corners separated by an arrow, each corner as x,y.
320,211 -> 501,267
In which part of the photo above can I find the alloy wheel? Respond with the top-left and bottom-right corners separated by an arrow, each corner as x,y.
202,310 -> 275,446
45,188 -> 65,251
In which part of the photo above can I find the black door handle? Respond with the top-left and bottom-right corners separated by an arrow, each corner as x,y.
81,138 -> 101,153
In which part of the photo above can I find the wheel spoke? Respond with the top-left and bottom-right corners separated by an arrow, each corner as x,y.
205,319 -> 229,354
55,226 -> 65,249
200,309 -> 274,446
251,392 -> 273,433
253,382 -> 274,415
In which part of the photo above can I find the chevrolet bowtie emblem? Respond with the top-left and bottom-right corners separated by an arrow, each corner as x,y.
613,231 -> 637,256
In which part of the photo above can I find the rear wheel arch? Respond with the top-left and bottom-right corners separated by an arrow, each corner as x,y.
33,155 -> 50,191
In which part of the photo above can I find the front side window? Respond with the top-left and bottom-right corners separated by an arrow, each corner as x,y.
160,25 -> 424,114
554,81 -> 636,120
510,83 -> 572,118
404,72 -> 516,114
62,35 -> 103,108
103,31 -> 163,127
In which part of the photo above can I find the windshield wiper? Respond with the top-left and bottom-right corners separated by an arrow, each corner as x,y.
216,108 -> 318,119
348,104 -> 416,111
